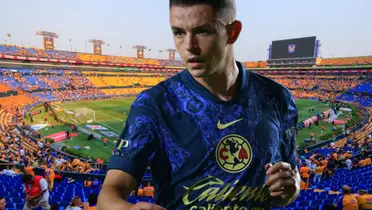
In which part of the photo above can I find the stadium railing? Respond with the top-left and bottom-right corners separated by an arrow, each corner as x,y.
0,160 -> 106,182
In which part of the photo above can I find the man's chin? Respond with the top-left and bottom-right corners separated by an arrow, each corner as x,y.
188,70 -> 206,78
187,67 -> 208,78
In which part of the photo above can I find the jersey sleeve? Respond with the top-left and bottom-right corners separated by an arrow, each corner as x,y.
39,178 -> 48,191
280,90 -> 298,169
108,92 -> 159,183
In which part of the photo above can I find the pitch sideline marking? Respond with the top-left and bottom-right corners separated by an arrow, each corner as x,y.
95,110 -> 123,121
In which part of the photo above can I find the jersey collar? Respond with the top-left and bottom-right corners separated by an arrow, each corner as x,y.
180,61 -> 249,102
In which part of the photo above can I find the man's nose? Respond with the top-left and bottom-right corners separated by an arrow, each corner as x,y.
185,34 -> 199,52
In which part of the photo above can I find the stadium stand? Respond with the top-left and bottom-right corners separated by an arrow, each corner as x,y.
77,53 -> 161,65
0,45 -> 77,60
0,44 -> 185,67
337,80 -> 372,107
319,56 -> 372,66
267,75 -> 363,101
244,61 -> 268,68
1,43 -> 372,209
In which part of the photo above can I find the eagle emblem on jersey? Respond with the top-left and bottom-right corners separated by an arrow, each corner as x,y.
215,134 -> 252,173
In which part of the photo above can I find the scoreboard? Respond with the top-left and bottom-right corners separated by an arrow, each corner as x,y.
271,36 -> 316,59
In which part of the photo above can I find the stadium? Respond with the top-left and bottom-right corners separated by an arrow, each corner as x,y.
0,7 -> 372,210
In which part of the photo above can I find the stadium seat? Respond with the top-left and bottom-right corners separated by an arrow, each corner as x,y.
299,200 -> 310,207
16,203 -> 24,209
311,200 -> 322,206
308,206 -> 321,210
12,198 -> 23,203
306,195 -> 316,201
127,197 -> 139,204
60,201 -> 70,208
5,203 -> 15,209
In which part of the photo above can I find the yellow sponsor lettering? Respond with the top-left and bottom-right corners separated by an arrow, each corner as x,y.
198,187 -> 220,202
188,205 -> 252,210
183,176 -> 223,205
228,186 -> 247,201
213,180 -> 238,202
239,186 -> 270,202
183,176 -> 270,206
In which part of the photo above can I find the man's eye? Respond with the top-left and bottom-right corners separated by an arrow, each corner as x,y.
196,30 -> 212,36
173,31 -> 185,37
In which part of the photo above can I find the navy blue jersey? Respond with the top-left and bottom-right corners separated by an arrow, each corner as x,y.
108,61 -> 298,210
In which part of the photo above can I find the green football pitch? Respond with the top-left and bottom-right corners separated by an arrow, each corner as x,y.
27,98 -> 348,162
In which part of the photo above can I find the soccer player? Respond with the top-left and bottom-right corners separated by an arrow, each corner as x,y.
98,0 -> 300,209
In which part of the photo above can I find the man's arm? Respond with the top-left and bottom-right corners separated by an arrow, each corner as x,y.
28,189 -> 47,201
98,170 -> 166,210
97,92 -> 166,210
272,89 -> 300,207
97,170 -> 136,210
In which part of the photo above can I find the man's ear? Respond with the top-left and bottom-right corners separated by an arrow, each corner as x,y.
227,20 -> 242,44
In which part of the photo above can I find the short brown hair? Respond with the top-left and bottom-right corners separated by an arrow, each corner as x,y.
169,0 -> 236,23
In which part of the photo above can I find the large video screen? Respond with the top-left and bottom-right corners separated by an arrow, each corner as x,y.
271,36 -> 316,59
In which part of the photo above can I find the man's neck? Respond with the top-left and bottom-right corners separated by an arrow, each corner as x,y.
194,58 -> 240,101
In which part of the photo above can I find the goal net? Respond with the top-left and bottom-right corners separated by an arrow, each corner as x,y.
50,103 -> 97,124
74,107 -> 96,123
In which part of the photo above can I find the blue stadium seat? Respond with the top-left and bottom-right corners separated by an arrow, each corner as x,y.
5,203 -> 15,209
16,203 -> 24,209
311,200 -> 322,206
12,197 -> 23,203
316,194 -> 327,200
323,198 -> 335,205
286,202 -> 297,208
299,200 -> 310,207
127,197 -> 139,204
139,198 -> 154,203
306,195 -> 316,201
63,196 -> 72,202
327,194 -> 337,200
60,201 -> 70,208
52,196 -> 62,202
308,206 -> 321,210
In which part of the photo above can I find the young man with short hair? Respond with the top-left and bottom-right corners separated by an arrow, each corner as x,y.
98,0 -> 300,209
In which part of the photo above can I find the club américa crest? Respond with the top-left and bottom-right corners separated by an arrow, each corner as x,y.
215,134 -> 252,173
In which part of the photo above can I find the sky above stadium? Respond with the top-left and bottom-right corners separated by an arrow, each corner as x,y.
0,0 -> 371,61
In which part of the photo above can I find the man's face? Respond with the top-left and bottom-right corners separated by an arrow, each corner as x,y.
0,198 -> 6,210
170,4 -> 230,78
28,177 -> 34,185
